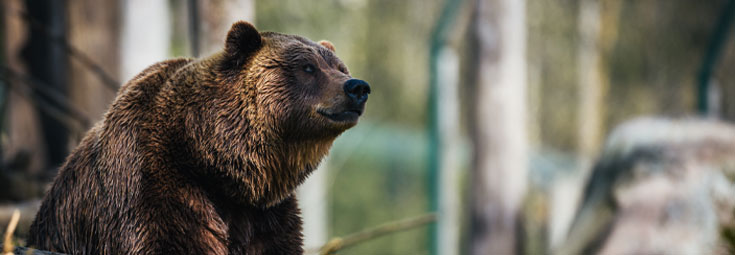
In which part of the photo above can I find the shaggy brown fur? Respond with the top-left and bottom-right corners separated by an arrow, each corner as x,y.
28,21 -> 367,254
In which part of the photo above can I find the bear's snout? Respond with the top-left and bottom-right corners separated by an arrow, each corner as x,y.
343,79 -> 370,106
315,78 -> 370,123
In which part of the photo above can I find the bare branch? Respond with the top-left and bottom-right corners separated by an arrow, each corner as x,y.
0,65 -> 90,133
311,213 -> 436,255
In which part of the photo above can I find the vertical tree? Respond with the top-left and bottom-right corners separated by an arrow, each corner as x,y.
469,0 -> 528,254
68,0 -> 120,129
121,0 -> 171,82
22,0 -> 68,169
297,161 -> 329,250
576,0 -> 604,169
576,0 -> 620,166
553,0 -> 620,248
2,0 -> 46,175
195,0 -> 255,57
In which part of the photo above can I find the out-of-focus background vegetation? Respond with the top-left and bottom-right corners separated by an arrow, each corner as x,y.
1,0 -> 735,254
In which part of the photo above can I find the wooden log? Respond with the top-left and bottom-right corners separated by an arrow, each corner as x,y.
1,246 -> 66,255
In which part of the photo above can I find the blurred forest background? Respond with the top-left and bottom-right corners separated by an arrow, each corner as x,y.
1,0 -> 735,254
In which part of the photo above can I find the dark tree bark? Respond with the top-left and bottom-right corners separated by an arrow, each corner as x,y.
21,0 -> 68,168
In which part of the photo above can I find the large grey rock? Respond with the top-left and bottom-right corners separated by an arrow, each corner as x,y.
559,118 -> 735,254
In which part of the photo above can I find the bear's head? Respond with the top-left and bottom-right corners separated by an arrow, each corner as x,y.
181,21 -> 369,206
222,21 -> 370,139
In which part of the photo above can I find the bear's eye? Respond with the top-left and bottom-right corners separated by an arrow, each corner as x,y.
303,64 -> 316,74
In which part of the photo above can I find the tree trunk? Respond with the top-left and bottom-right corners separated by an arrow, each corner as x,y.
21,0 -> 69,169
469,0 -> 528,254
121,0 -> 171,82
67,0 -> 121,135
548,0 -> 607,248
549,0 -> 621,247
2,0 -> 46,176
297,162 -> 329,250
196,0 -> 255,57
576,0 -> 604,168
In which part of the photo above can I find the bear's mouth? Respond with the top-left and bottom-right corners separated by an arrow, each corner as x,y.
317,109 -> 363,123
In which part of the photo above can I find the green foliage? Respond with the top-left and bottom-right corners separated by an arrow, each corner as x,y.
327,123 -> 431,254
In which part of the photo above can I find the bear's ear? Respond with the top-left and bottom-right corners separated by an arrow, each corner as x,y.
224,21 -> 262,61
318,40 -> 336,52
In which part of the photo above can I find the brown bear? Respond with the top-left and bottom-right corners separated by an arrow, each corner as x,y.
27,21 -> 369,254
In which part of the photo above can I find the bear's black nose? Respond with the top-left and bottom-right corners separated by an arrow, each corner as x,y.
343,79 -> 371,105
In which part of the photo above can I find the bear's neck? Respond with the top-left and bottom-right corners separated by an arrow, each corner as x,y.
240,137 -> 337,207
180,135 -> 336,208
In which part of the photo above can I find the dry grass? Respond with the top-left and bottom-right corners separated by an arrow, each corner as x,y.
2,209 -> 20,255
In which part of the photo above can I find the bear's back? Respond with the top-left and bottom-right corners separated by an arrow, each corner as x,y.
28,58 -> 194,253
